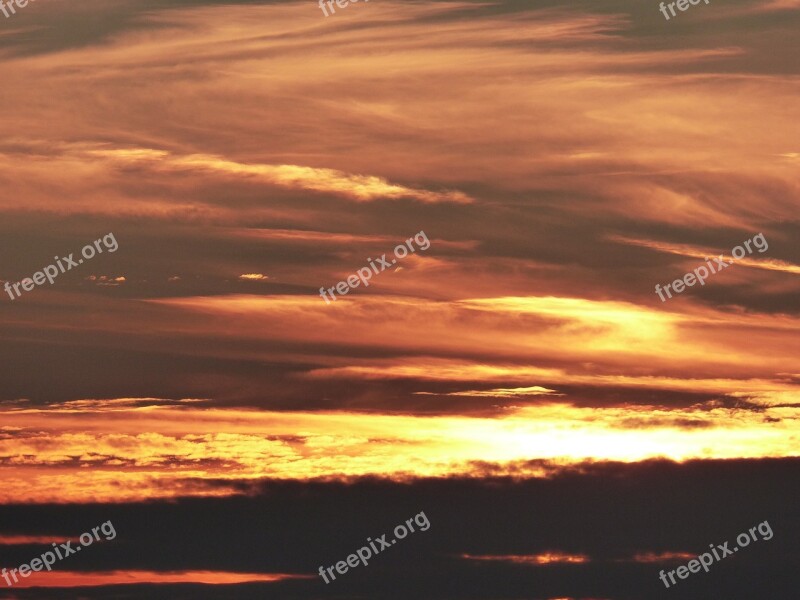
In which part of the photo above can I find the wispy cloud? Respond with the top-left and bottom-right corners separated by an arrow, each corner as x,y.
86,147 -> 473,203
610,235 -> 800,275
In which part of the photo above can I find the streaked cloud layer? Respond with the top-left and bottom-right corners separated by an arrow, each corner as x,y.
0,0 -> 797,494
0,0 -> 797,596
0,399 -> 797,502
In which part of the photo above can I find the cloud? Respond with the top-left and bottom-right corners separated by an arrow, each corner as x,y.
0,400 -> 798,502
7,570 -> 311,589
86,147 -> 474,204
420,385 -> 561,398
610,235 -> 800,275
461,552 -> 590,565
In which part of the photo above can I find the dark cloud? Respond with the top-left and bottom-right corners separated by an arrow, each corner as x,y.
0,458 -> 797,598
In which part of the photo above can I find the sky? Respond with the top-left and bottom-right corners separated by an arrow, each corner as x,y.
0,0 -> 798,598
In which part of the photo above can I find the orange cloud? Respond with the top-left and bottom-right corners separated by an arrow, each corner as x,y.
461,552 -> 589,565
625,552 -> 696,563
86,147 -> 473,204
609,235 -> 800,276
0,535 -> 67,545
0,400 -> 797,502
6,570 -> 311,589
148,293 -> 800,379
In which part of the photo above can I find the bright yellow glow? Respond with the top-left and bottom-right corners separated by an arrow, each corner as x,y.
0,400 -> 797,502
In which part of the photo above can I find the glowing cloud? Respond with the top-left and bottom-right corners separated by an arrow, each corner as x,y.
461,552 -> 590,565
0,401 -> 797,503
6,570 -> 312,588
87,148 -> 474,204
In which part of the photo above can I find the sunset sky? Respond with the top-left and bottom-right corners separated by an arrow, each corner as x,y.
0,0 -> 798,598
